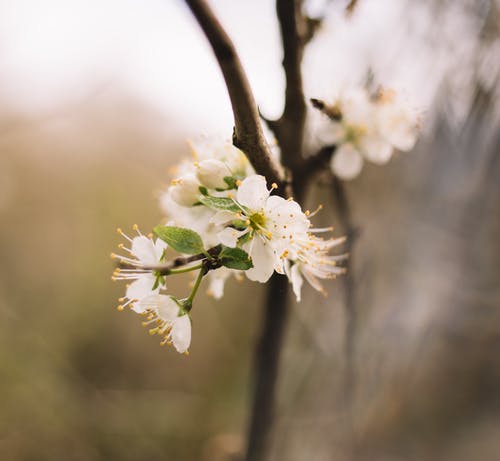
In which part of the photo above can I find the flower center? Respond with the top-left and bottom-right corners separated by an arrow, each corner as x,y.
344,124 -> 367,145
249,212 -> 266,231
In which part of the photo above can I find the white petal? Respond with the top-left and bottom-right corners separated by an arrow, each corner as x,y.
330,144 -> 364,180
171,315 -> 192,354
244,238 -> 276,283
126,275 -> 158,305
290,263 -> 304,302
210,210 -> 236,226
265,196 -> 309,235
217,227 -> 246,248
131,236 -> 159,265
132,293 -> 159,314
237,175 -> 270,211
377,102 -> 419,152
360,135 -> 394,165
157,295 -> 180,322
154,238 -> 168,259
207,267 -> 233,299
302,267 -> 325,294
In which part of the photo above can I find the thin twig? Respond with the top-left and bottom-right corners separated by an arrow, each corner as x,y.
115,245 -> 222,275
184,0 -> 284,190
310,97 -> 342,121
346,0 -> 359,15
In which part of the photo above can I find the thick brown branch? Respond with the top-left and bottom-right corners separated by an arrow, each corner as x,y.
184,0 -> 284,189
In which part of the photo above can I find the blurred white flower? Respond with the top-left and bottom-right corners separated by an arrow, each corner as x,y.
319,86 -> 420,180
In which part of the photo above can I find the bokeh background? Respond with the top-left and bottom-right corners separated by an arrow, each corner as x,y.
0,1 -> 499,460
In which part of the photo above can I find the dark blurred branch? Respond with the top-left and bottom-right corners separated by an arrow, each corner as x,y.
331,175 -> 359,403
245,273 -> 290,461
184,0 -> 284,189
297,144 -> 336,189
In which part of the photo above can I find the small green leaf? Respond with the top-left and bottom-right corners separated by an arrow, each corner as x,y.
153,226 -> 205,255
198,186 -> 208,196
219,246 -> 253,270
198,195 -> 241,212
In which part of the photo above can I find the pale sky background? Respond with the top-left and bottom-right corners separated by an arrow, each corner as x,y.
0,0 -> 497,137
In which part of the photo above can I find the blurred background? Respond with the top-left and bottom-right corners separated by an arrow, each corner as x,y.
0,0 -> 499,460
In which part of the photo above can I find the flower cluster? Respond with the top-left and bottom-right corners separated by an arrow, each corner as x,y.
317,87 -> 420,180
112,141 -> 346,354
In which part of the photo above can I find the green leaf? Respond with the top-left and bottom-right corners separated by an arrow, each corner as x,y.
218,246 -> 253,270
198,186 -> 208,196
198,195 -> 241,212
153,226 -> 205,255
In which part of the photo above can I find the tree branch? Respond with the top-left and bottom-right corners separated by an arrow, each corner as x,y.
184,0 -> 284,189
245,273 -> 290,461
330,176 -> 359,406
273,0 -> 308,168
114,245 -> 223,275
346,0 -> 359,15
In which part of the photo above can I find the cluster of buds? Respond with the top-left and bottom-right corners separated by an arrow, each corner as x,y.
112,141 -> 347,354
315,87 -> 420,179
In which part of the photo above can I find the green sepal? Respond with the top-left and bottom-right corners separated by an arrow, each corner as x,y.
218,246 -> 253,270
152,273 -> 165,290
232,219 -> 248,230
238,231 -> 253,245
198,185 -> 208,196
153,226 -> 205,255
223,176 -> 238,189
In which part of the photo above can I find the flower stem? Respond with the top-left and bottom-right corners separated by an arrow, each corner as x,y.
185,266 -> 207,310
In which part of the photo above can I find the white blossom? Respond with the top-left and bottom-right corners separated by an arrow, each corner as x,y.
212,175 -> 310,282
319,87 -> 420,180
112,226 -> 167,312
137,294 -> 191,354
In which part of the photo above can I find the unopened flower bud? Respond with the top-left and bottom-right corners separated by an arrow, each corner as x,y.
169,174 -> 201,206
195,159 -> 230,189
